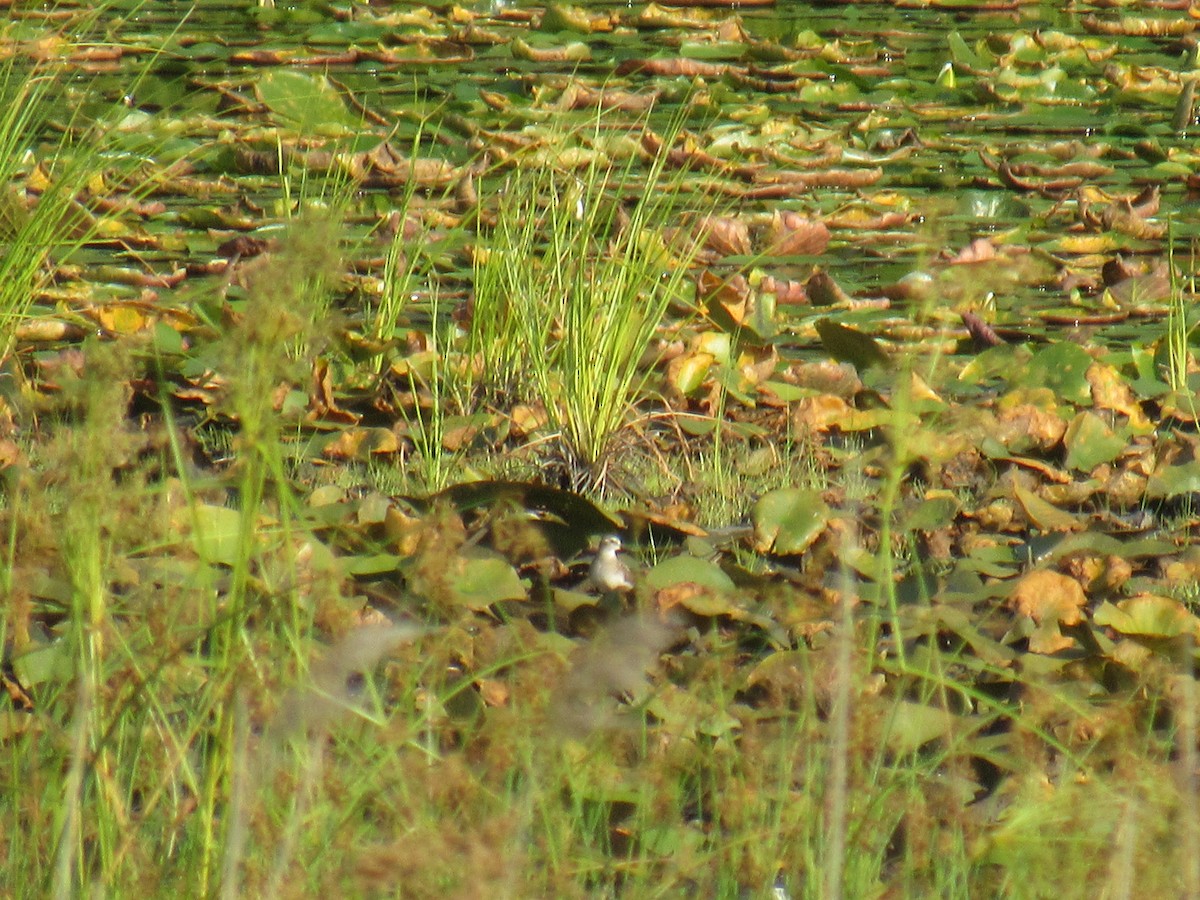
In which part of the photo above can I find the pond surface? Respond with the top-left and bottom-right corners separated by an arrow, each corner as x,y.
19,0 -> 1200,367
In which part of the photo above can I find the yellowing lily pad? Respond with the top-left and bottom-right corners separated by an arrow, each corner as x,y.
1012,483 -> 1082,532
1093,595 -> 1200,640
1008,569 -> 1086,653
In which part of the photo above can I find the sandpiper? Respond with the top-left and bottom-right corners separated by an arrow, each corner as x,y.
590,535 -> 634,593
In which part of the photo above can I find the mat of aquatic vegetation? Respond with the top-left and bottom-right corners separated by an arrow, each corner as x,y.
6,1 -> 1200,896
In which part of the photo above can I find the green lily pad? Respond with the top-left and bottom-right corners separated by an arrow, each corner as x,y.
1145,460 -> 1200,499
553,587 -> 599,613
885,700 -> 960,755
190,504 -> 247,567
752,488 -> 830,556
815,319 -> 889,372
646,556 -> 738,616
344,554 -> 402,576
449,553 -> 528,611
1063,411 -> 1127,472
255,69 -> 357,133
12,642 -> 72,688
1019,342 -> 1094,405
645,555 -> 736,593
903,494 -> 961,532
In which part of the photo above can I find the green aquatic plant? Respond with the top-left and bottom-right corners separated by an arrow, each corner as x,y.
467,113 -> 708,491
0,56 -> 104,362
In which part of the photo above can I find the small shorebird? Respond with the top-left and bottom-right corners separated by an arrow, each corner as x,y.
589,535 -> 634,593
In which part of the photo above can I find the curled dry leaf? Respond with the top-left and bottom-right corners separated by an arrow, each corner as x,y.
1083,15 -> 1196,36
697,269 -> 750,307
510,403 -> 547,437
744,168 -> 883,197
950,238 -> 997,265
656,581 -> 733,617
539,3 -> 616,33
1130,183 -> 1160,217
1087,362 -> 1153,430
557,82 -> 658,111
1100,255 -> 1139,286
1101,206 -> 1166,240
350,142 -> 457,187
995,403 -> 1067,451
0,438 -> 24,469
618,56 -> 730,78
826,209 -> 913,230
962,311 -> 1004,348
697,215 -> 751,257
1006,160 -> 1113,180
217,234 -> 274,259
805,269 -> 853,306
14,320 -> 90,343
762,210 -> 830,257
309,358 -> 360,425
759,275 -> 808,304
477,678 -> 509,708
997,161 -> 1080,196
793,394 -> 854,433
784,360 -> 862,397
322,427 -> 401,460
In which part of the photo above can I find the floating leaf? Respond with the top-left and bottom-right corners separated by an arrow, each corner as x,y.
1020,343 -> 1094,405
188,504 -> 247,567
763,211 -> 829,257
1008,570 -> 1086,653
815,319 -> 888,371
1145,460 -> 1200,499
646,554 -> 735,597
1093,595 -> 1200,640
655,581 -> 736,617
1063,412 -> 1126,472
12,642 -> 71,688
255,69 -> 356,132
1012,483 -> 1082,532
540,3 -> 613,33
752,489 -> 830,556
344,554 -> 401,576
885,701 -> 960,755
511,37 -> 591,63
449,554 -> 527,610
554,587 -> 599,613
903,493 -> 961,533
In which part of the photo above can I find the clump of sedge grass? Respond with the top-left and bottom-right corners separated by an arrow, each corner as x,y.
466,115 -> 708,492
